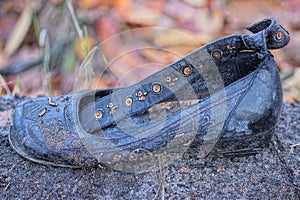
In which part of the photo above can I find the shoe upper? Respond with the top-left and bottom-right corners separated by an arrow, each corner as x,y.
9,18 -> 290,170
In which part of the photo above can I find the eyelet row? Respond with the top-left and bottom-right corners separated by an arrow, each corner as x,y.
94,62 -> 194,120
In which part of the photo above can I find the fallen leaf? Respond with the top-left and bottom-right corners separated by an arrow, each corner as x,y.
96,16 -> 122,41
141,47 -> 196,65
164,0 -> 198,25
283,68 -> 300,102
283,94 -> 297,104
193,7 -> 224,39
0,53 -> 10,69
115,6 -> 162,26
78,0 -> 132,9
75,37 -> 95,59
0,15 -> 18,42
50,0 -> 64,5
4,0 -> 32,56
182,0 -> 207,7
77,0 -> 104,9
154,29 -> 202,47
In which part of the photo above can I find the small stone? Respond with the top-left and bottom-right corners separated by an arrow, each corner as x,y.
183,153 -> 190,160
217,166 -> 225,172
179,167 -> 186,173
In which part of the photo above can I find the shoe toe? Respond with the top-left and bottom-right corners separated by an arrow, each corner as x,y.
9,97 -> 98,168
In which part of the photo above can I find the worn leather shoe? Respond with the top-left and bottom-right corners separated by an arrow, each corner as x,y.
9,19 -> 290,172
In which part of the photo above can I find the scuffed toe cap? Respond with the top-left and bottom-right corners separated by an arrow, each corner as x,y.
9,96 -> 98,168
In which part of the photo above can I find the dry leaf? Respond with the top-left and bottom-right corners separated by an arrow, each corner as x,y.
154,29 -> 202,47
78,0 -> 132,9
4,0 -> 32,56
0,53 -> 9,69
141,47 -> 193,65
283,95 -> 298,103
74,37 -> 95,59
50,0 -> 64,5
194,7 -> 224,39
0,15 -> 18,42
283,68 -> 300,102
116,6 -> 161,26
182,0 -> 207,7
96,16 -> 121,41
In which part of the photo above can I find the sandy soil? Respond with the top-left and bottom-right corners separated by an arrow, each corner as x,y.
0,95 -> 299,199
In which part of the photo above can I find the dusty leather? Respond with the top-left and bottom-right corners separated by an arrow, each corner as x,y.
9,18 -> 290,170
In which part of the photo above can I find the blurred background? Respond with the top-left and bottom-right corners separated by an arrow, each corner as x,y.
0,0 -> 299,102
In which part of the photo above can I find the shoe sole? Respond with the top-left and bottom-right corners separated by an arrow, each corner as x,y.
8,126 -> 80,168
9,124 -> 274,168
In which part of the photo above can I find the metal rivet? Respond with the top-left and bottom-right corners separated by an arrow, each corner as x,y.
152,83 -> 162,94
212,49 -> 223,59
109,106 -> 118,115
107,102 -> 113,108
165,76 -> 172,83
94,111 -> 103,119
124,97 -> 133,106
136,91 -> 143,97
183,66 -> 192,75
226,44 -> 233,51
275,31 -> 283,41
139,96 -> 146,101
136,90 -> 147,101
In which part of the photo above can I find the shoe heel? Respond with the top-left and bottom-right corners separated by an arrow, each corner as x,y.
210,128 -> 275,157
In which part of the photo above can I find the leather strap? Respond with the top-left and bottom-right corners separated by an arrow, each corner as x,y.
81,18 -> 289,132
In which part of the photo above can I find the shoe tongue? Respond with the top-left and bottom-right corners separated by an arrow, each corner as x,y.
78,51 -> 262,133
79,100 -> 101,133
77,19 -> 291,133
78,54 -> 238,133
78,88 -> 119,133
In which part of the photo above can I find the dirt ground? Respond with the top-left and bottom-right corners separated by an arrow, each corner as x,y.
0,95 -> 299,199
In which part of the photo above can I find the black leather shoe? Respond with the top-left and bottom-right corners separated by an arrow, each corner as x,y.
9,19 -> 290,172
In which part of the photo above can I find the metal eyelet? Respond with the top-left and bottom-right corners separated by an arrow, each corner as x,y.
275,30 -> 283,41
182,66 -> 192,76
124,96 -> 133,107
151,83 -> 162,94
165,76 -> 172,83
94,110 -> 103,120
211,49 -> 223,59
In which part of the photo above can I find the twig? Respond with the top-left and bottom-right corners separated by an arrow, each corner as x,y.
159,157 -> 165,200
66,0 -> 83,41
73,46 -> 97,90
290,143 -> 300,153
4,182 -> 10,191
271,135 -> 297,186
4,0 -> 32,56
0,74 -> 11,95
8,163 -> 17,173
39,28 -> 52,95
